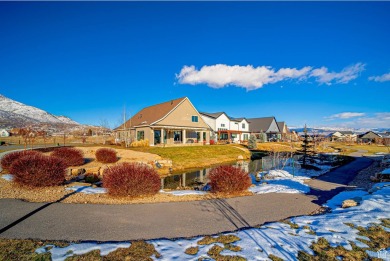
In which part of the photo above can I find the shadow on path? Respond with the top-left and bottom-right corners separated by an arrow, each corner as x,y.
0,187 -> 87,235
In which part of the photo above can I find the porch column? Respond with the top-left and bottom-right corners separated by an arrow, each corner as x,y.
200,131 -> 204,143
161,128 -> 164,144
182,129 -> 186,144
161,178 -> 164,189
182,173 -> 186,187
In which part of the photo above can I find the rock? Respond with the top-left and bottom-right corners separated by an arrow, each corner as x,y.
342,199 -> 360,208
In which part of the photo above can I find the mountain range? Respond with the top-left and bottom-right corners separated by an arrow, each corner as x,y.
0,94 -> 80,129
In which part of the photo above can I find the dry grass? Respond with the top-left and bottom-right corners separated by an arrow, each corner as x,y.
0,238 -> 69,261
184,246 -> 199,255
298,219 -> 390,260
130,144 -> 250,171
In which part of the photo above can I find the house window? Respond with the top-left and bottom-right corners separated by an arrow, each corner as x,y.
242,123 -> 246,129
243,134 -> 249,140
221,123 -> 225,127
191,116 -> 198,122
137,131 -> 144,141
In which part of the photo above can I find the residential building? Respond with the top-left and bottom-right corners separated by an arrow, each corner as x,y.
329,131 -> 357,142
115,97 -> 210,146
276,121 -> 291,141
358,131 -> 381,143
200,112 -> 250,143
247,117 -> 280,142
0,129 -> 10,137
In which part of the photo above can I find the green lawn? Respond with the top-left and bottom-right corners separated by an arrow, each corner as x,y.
129,145 -> 250,171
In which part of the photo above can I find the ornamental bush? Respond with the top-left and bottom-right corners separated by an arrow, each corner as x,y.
103,162 -> 160,197
209,165 -> 251,194
95,148 -> 117,163
0,150 -> 42,170
51,147 -> 84,167
10,154 -> 66,187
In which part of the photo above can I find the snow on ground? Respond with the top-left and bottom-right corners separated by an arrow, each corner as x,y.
37,182 -> 390,261
66,186 -> 107,194
1,174 -> 14,181
35,242 -> 130,261
159,190 -> 207,196
249,172 -> 310,194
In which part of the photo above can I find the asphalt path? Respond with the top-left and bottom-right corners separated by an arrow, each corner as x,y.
0,157 -> 373,241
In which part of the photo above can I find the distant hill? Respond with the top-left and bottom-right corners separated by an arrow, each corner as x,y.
289,126 -> 390,135
0,94 -> 80,130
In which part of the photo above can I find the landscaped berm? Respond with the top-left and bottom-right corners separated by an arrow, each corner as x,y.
0,144 -> 250,204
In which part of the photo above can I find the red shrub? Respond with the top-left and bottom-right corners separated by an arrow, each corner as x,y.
10,154 -> 66,187
0,150 -> 42,170
95,148 -> 117,163
210,140 -> 215,145
209,165 -> 251,193
103,162 -> 161,197
51,147 -> 84,167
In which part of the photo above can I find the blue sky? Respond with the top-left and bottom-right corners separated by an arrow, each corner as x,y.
0,2 -> 389,129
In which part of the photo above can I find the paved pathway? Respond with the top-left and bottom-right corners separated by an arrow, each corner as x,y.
0,157 -> 373,241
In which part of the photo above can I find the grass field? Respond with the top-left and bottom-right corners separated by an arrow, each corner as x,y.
129,144 -> 250,171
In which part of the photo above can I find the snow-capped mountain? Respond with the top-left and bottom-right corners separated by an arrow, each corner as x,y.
0,94 -> 80,128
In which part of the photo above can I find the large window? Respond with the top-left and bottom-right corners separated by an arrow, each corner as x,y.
137,131 -> 144,141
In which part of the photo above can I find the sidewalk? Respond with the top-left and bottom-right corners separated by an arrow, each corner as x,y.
0,157 -> 373,241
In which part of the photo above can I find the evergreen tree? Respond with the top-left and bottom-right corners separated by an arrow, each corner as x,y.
298,124 -> 314,167
248,134 -> 257,149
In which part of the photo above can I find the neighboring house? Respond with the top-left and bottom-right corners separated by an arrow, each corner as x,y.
276,121 -> 291,141
0,129 -> 10,137
200,112 -> 250,143
358,131 -> 381,143
329,131 -> 357,142
115,97 -> 210,146
247,117 -> 280,142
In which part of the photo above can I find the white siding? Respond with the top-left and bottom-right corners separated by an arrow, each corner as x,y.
216,114 -> 231,131
200,115 -> 216,131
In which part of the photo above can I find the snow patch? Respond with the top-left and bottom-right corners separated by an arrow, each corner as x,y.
66,186 -> 106,194
1,174 -> 14,181
36,242 -> 130,261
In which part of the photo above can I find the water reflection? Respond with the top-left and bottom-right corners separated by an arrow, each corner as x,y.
162,159 -> 264,190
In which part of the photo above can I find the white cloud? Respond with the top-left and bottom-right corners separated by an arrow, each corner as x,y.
176,63 -> 364,90
368,72 -> 390,82
326,112 -> 366,120
310,63 -> 365,85
324,112 -> 390,129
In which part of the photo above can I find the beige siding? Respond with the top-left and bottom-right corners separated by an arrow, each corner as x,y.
135,127 -> 153,145
156,99 -> 209,128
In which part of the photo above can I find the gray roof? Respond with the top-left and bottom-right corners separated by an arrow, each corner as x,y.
247,117 -> 278,133
277,122 -> 286,131
200,112 -> 226,119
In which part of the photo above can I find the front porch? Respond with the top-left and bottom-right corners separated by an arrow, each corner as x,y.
152,126 -> 210,146
216,130 -> 249,144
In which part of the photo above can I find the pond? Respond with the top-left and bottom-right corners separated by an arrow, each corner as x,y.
161,159 -> 265,190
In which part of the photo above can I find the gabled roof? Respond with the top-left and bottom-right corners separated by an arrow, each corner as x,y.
115,97 -> 186,130
247,117 -> 279,133
358,131 -> 381,138
230,117 -> 249,123
277,121 -> 285,131
200,112 -> 227,119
